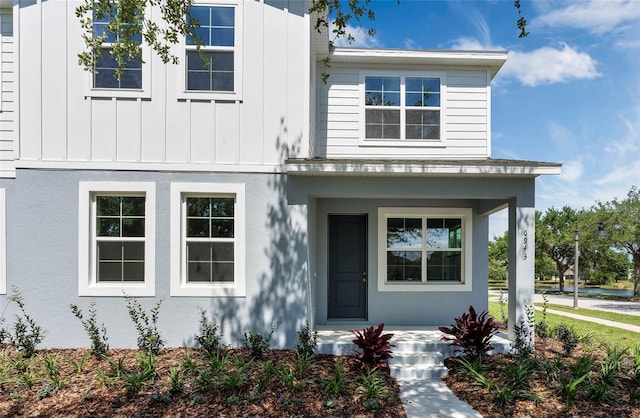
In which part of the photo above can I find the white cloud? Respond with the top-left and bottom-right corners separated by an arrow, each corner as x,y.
532,0 -> 640,35
329,23 -> 381,48
499,44 -> 600,87
559,160 -> 583,183
451,37 -> 600,87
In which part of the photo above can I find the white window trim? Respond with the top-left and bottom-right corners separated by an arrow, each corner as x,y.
84,7 -> 152,99
176,0 -> 243,101
359,70 -> 447,147
170,182 -> 246,297
377,207 -> 472,292
0,189 -> 6,294
78,182 -> 156,296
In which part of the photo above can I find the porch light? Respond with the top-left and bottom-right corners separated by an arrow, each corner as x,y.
573,222 -> 607,309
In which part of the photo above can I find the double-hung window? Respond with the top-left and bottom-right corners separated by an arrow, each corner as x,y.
363,73 -> 442,143
170,183 -> 245,297
180,1 -> 242,100
93,5 -> 142,89
88,5 -> 150,97
79,182 -> 155,296
378,208 -> 472,292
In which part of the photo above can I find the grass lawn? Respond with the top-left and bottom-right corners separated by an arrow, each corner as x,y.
540,303 -> 640,327
488,302 -> 640,350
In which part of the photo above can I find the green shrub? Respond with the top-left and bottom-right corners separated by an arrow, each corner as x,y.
294,321 -> 318,357
1,287 -> 45,357
196,308 -> 222,355
243,323 -> 276,359
70,300 -> 109,357
125,295 -> 164,356
554,324 -> 579,356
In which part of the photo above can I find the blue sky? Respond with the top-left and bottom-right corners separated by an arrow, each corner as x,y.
332,0 -> 640,238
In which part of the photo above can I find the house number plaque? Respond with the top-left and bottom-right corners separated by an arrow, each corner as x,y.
522,230 -> 528,260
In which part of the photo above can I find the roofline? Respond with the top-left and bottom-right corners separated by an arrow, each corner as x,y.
328,47 -> 508,79
285,158 -> 561,178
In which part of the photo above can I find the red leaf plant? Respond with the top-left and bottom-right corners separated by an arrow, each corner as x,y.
439,305 -> 498,358
351,323 -> 395,370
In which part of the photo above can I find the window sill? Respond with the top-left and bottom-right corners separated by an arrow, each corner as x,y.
177,90 -> 242,102
378,281 -> 472,292
170,282 -> 246,297
79,283 -> 155,297
360,139 -> 446,147
85,88 -> 151,100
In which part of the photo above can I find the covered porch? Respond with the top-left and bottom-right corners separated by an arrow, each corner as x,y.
286,158 -> 561,342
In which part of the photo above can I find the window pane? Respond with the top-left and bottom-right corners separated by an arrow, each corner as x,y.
211,28 -> 234,47
212,7 -> 235,27
387,218 -> 421,248
121,196 -> 145,215
427,218 -> 462,248
365,76 -> 400,106
406,110 -> 439,125
189,27 -> 210,46
406,110 -> 440,140
188,262 -> 211,282
96,196 -> 120,216
189,6 -> 211,28
187,197 -> 210,217
94,48 -> 142,89
211,219 -> 234,238
211,242 -> 234,261
123,242 -> 144,260
212,262 -> 234,282
427,251 -> 461,281
406,77 -> 440,107
98,262 -> 121,282
186,51 -> 234,92
187,242 -> 210,262
387,251 -> 421,281
123,262 -> 144,282
98,241 -> 122,260
97,218 -> 120,236
365,109 -> 400,140
211,198 -> 234,217
187,219 -> 209,238
122,218 -> 144,237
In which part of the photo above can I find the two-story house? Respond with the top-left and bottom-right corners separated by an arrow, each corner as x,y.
0,0 -> 560,349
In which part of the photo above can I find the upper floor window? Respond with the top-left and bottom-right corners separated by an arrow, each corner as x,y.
86,4 -> 151,98
186,6 -> 235,91
179,1 -> 243,100
92,5 -> 143,89
362,74 -> 442,143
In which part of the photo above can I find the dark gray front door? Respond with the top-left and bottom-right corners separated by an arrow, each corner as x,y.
328,214 -> 367,319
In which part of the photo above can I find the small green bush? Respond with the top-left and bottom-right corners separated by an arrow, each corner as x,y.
125,295 -> 164,356
70,300 -> 109,357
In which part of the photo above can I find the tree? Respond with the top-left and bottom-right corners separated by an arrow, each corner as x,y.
536,207 -> 578,292
535,255 -> 555,280
593,186 -> 640,296
488,232 -> 509,282
76,0 -> 528,80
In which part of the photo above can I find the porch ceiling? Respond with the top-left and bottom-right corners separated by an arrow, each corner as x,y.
285,158 -> 562,178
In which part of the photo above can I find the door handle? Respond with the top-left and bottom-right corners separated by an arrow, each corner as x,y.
362,272 -> 367,282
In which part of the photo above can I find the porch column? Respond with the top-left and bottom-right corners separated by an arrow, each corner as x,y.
507,200 -> 535,343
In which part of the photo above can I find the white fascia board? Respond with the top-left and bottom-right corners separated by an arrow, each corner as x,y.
285,161 -> 562,177
330,48 -> 508,78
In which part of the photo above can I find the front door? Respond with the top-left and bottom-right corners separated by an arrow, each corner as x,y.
328,214 -> 367,320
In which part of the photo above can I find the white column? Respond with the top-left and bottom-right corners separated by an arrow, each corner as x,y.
507,202 -> 535,343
